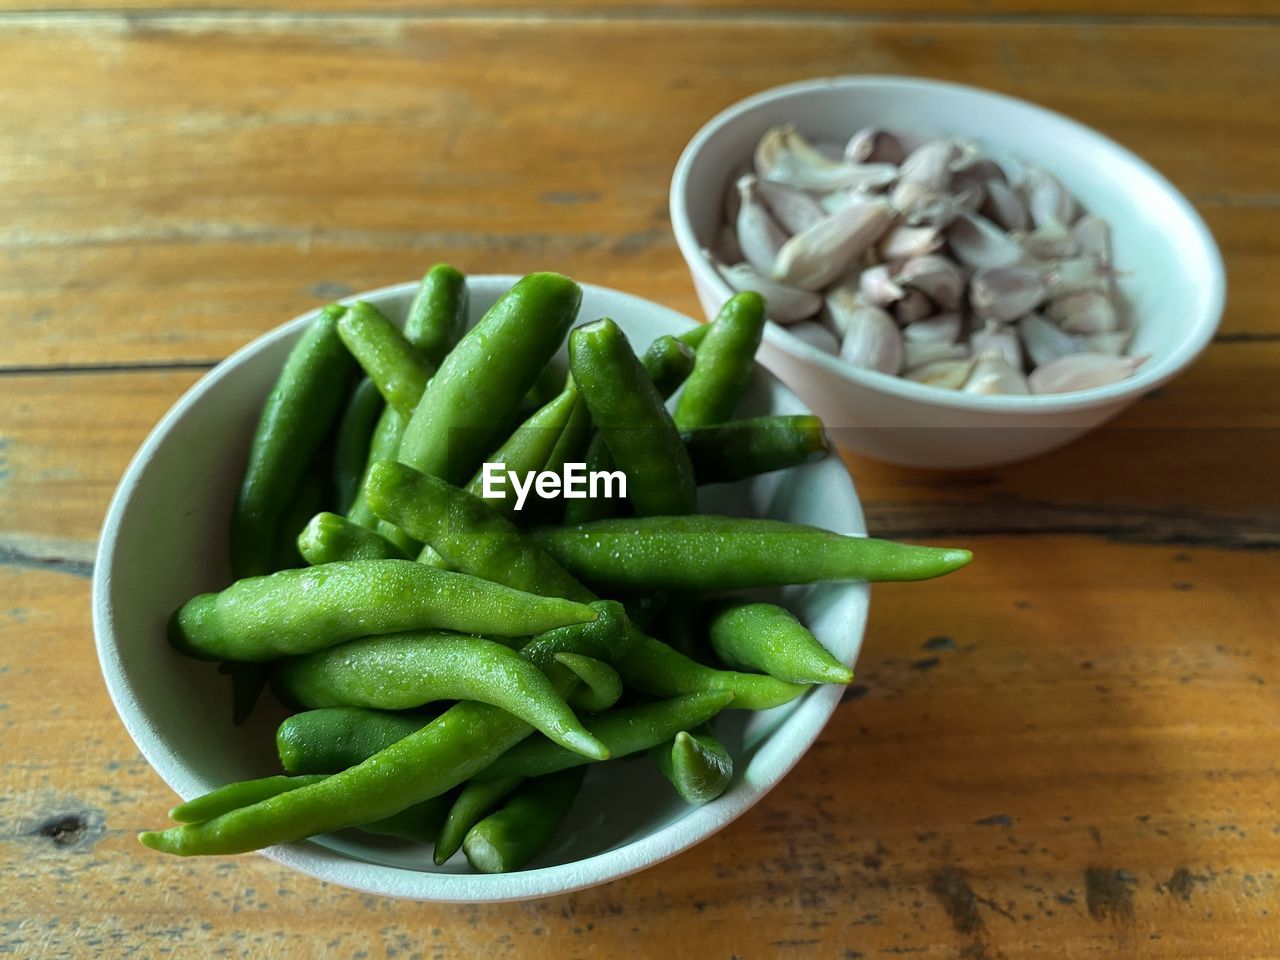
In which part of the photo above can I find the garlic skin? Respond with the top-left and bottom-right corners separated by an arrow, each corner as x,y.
969,265 -> 1048,322
839,303 -> 903,375
857,264 -> 905,306
963,350 -> 1030,395
709,255 -> 823,323
893,254 -> 965,310
1028,353 -> 1148,394
755,179 -> 827,234
735,175 -> 789,277
787,321 -> 841,355
772,198 -> 895,291
756,125 -> 897,192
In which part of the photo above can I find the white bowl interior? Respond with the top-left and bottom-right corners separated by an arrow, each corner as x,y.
671,76 -> 1225,414
93,276 -> 869,901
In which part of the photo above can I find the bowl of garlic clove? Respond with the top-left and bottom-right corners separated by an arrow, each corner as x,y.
669,76 -> 1225,469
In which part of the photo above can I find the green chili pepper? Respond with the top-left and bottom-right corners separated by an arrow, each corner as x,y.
555,653 -> 622,713
404,264 -> 469,367
273,632 -> 609,760
434,776 -> 524,865
277,707 -> 433,775
375,519 -> 421,557
650,727 -> 733,805
272,472 -> 326,571
169,774 -> 329,823
708,601 -> 852,685
218,661 -> 268,726
365,460 -> 593,603
522,361 -> 565,414
569,318 -> 696,517
347,406 -> 406,529
358,793 -> 454,844
332,379 -> 385,514
684,415 -> 830,485
463,767 -> 585,873
677,324 -> 709,350
474,690 -> 735,780
231,304 -> 356,577
169,559 -> 597,662
336,302 -> 433,420
532,515 -> 973,589
463,383 -> 582,516
139,607 -> 641,856
616,636 -> 804,710
298,511 -> 407,565
673,292 -> 766,430
397,273 -> 582,485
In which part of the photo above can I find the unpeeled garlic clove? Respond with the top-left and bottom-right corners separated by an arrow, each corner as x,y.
1020,223 -> 1078,260
773,198 -> 895,291
891,140 -> 961,223
1017,312 -> 1088,367
905,339 -> 968,369
839,303 -> 903,374
963,350 -> 1030,395
979,179 -> 1030,232
1072,214 -> 1112,265
755,179 -> 827,234
893,254 -> 965,310
893,288 -> 936,325
949,154 -> 1008,184
844,127 -> 907,166
905,356 -> 977,390
708,253 -> 823,323
1042,256 -> 1110,298
1028,352 -> 1147,394
1046,289 -> 1118,334
857,264 -> 905,306
903,313 -> 965,369
880,223 -> 944,261
787,320 -> 841,355
970,318 -> 1022,370
948,212 -> 1034,271
1087,330 -> 1133,356
822,286 -> 863,339
735,174 -> 789,276
1022,164 -> 1077,229
969,265 -> 1047,321
756,125 -> 897,192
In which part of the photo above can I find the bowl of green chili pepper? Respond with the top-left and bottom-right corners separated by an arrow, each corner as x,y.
94,270 -> 970,900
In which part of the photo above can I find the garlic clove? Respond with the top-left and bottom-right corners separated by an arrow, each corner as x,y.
969,265 -> 1048,322
1072,214 -> 1112,265
787,321 -> 841,355
1086,330 -> 1133,356
979,179 -> 1030,232
948,212 -> 1034,271
893,254 -> 966,310
755,179 -> 827,234
857,263 -> 905,307
772,198 -> 895,291
839,303 -> 903,374
880,223 -> 944,261
905,356 -> 977,390
844,127 -> 907,166
1042,256 -> 1110,299
904,340 -> 969,370
1022,164 -> 1077,229
1046,290 -> 1118,334
891,140 -> 964,224
822,286 -> 863,339
963,350 -> 1030,395
756,125 -> 897,192
716,224 -> 743,264
735,174 -> 789,277
1017,312 -> 1088,367
1020,223 -> 1078,260
949,154 -> 1008,184
892,288 -> 937,325
969,317 -> 1023,370
902,312 -> 962,346
707,252 -> 823,323
1028,352 -> 1148,394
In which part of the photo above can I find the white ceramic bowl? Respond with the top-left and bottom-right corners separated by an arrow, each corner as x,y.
93,277 -> 868,901
670,76 -> 1226,469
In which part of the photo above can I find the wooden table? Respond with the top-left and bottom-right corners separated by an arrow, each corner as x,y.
2,1 -> 1277,956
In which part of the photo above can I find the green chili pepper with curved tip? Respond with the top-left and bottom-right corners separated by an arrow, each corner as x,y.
684,415 -> 830,485
616,636 -> 804,710
650,727 -> 733,805
532,515 -> 973,590
337,302 -> 433,420
397,273 -> 583,484
434,776 -> 524,865
277,707 -> 433,775
332,378 -> 385,514
366,460 -> 593,603
475,690 -> 735,781
273,632 -> 609,760
231,304 -> 356,577
555,653 -> 622,713
522,361 -> 564,414
709,601 -> 852,685
569,318 -> 696,517
464,383 -> 581,516
358,793 -> 454,844
298,512 -> 407,565
218,661 -> 268,726
463,767 -> 585,874
677,324 -> 709,350
404,264 -> 469,367
564,334 -> 695,525
169,775 -> 329,823
673,292 -> 766,430
139,608 -> 643,857
347,406 -> 405,529
169,559 -> 597,662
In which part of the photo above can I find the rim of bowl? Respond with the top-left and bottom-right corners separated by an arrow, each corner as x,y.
92,276 -> 868,902
669,74 -> 1227,416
